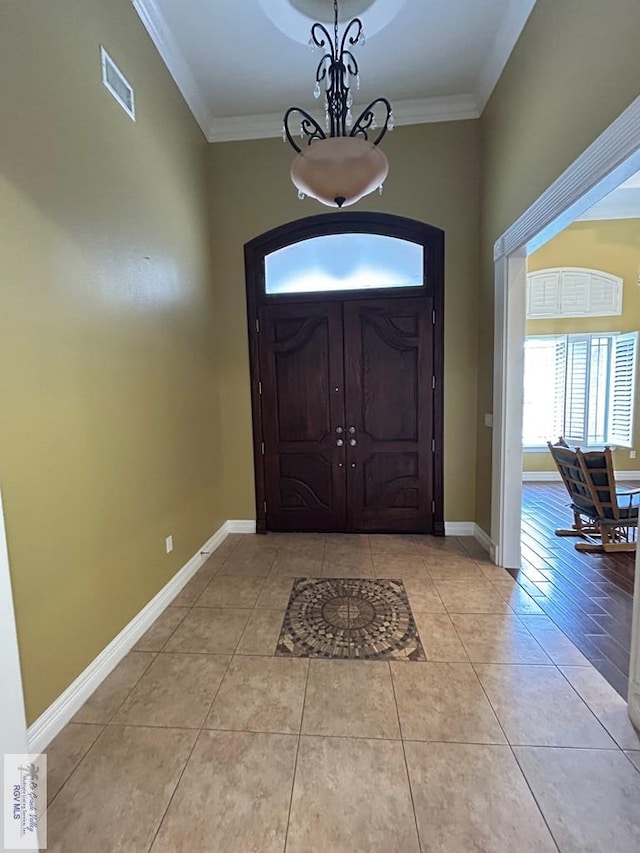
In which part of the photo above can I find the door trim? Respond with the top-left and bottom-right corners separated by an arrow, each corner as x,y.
244,211 -> 445,534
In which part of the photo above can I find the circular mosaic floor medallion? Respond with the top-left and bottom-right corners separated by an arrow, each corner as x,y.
275,577 -> 425,660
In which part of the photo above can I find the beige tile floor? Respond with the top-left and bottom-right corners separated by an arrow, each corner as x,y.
44,533 -> 640,852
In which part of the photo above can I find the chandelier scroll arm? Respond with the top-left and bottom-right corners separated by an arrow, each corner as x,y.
311,22 -> 336,59
350,97 -> 393,146
316,54 -> 333,89
283,107 -> 327,154
341,50 -> 359,78
340,17 -> 363,57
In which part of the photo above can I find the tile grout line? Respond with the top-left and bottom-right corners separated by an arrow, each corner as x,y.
80,719 -> 631,751
494,579 -> 615,664
93,650 -> 159,730
282,657 -> 311,853
143,534 -> 249,850
552,666 -> 628,751
622,751 -> 640,774
509,748 -> 562,853
140,606 -> 191,654
145,589 -> 242,852
45,723 -> 107,810
388,660 -> 424,853
449,607 -> 555,666
464,641 -> 625,753
468,659 -> 563,853
59,717 -> 634,749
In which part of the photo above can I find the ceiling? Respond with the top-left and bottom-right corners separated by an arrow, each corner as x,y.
132,0 -> 537,142
578,169 -> 640,221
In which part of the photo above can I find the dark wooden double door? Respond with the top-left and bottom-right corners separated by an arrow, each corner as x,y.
259,296 -> 436,533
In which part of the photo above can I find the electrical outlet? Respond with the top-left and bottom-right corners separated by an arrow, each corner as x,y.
630,450 -> 637,460
165,535 -> 173,554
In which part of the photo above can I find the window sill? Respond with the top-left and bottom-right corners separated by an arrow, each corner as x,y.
523,444 -> 619,452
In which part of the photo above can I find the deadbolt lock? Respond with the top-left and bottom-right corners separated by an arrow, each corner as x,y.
349,438 -> 357,446
348,426 -> 356,434
335,426 -> 343,434
336,438 -> 344,447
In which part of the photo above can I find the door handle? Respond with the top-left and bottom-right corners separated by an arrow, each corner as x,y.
349,438 -> 357,446
336,438 -> 344,447
336,426 -> 344,434
348,426 -> 356,434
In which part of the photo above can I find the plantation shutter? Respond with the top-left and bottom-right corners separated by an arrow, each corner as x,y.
553,336 -> 567,440
564,336 -> 589,444
527,273 -> 560,317
608,332 -> 638,447
523,337 -> 562,445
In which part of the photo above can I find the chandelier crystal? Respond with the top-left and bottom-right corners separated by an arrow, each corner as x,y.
282,0 -> 394,208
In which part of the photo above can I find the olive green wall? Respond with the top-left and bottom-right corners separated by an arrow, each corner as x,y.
0,0 -> 223,723
523,218 -> 640,472
476,0 -> 640,534
208,121 -> 481,523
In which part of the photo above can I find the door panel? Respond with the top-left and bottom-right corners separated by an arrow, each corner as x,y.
344,298 -> 434,532
259,302 -> 346,530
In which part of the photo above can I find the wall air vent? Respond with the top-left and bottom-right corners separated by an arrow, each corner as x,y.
100,47 -> 135,121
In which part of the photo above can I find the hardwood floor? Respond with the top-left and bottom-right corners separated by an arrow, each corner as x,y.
514,482 -> 636,698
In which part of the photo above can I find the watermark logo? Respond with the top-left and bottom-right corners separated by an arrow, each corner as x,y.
3,754 -> 47,849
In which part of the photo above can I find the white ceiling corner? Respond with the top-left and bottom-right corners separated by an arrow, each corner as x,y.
132,0 -> 534,143
475,0 -> 537,110
131,0 -> 214,137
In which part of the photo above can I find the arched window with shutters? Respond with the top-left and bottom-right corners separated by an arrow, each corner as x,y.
526,267 -> 623,319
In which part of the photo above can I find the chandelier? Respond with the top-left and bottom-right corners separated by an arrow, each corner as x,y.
282,0 -> 394,208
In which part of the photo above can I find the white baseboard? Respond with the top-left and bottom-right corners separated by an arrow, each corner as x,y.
523,470 -> 640,482
444,522 -> 474,535
443,521 -> 495,560
473,523 -> 494,555
226,519 -> 257,533
522,471 -> 561,482
27,519 -> 253,753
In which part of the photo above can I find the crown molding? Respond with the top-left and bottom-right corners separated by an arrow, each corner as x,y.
207,95 -> 480,143
132,0 -> 524,144
391,95 -> 480,126
475,0 -> 537,111
131,0 -> 214,137
207,112 -> 289,144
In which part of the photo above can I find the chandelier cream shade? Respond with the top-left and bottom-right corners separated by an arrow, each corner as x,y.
290,137 -> 389,208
